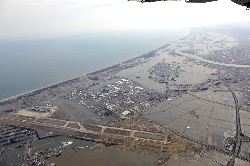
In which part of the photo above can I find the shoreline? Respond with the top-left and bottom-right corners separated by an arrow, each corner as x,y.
0,30 -> 191,104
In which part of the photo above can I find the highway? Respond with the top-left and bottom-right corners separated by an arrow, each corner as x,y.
216,70 -> 242,166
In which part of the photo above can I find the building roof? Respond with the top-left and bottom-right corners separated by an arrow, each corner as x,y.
121,110 -> 130,116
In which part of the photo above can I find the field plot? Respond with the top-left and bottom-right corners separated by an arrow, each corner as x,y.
207,127 -> 228,148
145,91 -> 237,148
167,115 -> 190,134
175,64 -> 215,85
210,108 -> 235,122
241,124 -> 250,136
183,118 -> 207,140
199,159 -> 224,166
190,91 -> 235,107
235,158 -> 250,166
239,111 -> 250,136
240,142 -> 250,160
167,157 -> 222,166
208,151 -> 231,166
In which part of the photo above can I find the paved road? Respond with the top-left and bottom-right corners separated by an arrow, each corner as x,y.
217,71 -> 242,166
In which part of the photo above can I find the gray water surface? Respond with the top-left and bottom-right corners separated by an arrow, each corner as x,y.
0,29 -> 189,100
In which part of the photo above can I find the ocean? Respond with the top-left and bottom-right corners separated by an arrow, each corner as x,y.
0,28 -> 189,100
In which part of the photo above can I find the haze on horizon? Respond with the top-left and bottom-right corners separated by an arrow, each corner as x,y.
0,0 -> 250,40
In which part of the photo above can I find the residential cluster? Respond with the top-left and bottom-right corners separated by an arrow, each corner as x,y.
148,61 -> 183,83
23,142 -> 71,166
64,78 -> 168,119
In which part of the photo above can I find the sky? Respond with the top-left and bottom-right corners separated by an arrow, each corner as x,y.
0,0 -> 250,40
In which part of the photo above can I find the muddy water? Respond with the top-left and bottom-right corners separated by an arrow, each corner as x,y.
174,48 -> 250,68
0,135 -> 160,166
47,137 -> 160,166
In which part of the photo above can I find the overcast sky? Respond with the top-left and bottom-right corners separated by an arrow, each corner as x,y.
0,0 -> 250,40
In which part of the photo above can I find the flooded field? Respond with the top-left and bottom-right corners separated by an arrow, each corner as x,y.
2,30 -> 250,165
0,130 -> 161,166
47,136 -> 160,166
144,92 -> 236,147
117,51 -> 216,93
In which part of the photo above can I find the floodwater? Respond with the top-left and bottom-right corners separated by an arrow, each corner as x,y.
0,135 -> 160,166
0,29 -> 189,100
47,136 -> 160,166
174,48 -> 250,68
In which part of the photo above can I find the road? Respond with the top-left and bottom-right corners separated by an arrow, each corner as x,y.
216,71 -> 242,166
174,47 -> 250,68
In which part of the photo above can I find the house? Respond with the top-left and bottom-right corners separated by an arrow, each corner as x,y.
120,110 -> 131,119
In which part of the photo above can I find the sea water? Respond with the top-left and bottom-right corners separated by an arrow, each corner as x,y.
0,28 -> 189,100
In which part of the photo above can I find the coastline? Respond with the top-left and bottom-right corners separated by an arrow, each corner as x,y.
0,30 -> 191,105
2,28 -> 250,166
